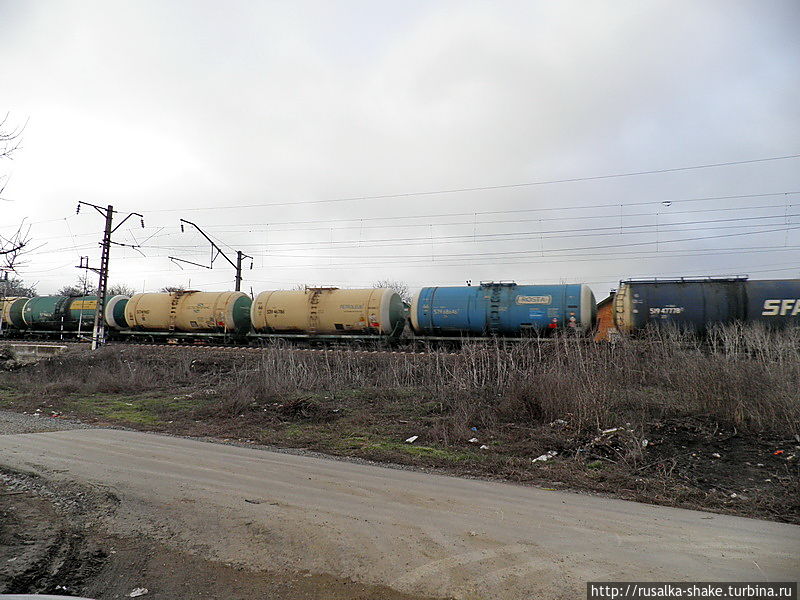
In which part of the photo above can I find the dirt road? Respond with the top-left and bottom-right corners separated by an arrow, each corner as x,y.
0,428 -> 797,600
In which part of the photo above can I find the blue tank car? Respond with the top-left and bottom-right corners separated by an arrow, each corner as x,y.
614,278 -> 800,332
410,282 -> 597,336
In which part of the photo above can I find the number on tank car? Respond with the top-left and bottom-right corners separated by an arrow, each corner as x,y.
762,299 -> 800,316
649,307 -> 685,315
515,295 -> 552,305
433,308 -> 459,315
265,309 -> 285,315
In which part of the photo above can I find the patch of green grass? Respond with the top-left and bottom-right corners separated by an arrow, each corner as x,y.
336,435 -> 371,450
368,440 -> 475,464
282,423 -> 305,438
0,387 -> 41,408
66,393 -> 202,425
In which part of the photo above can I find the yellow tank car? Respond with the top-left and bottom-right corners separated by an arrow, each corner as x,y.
124,291 -> 251,333
0,297 -> 28,329
251,287 -> 405,336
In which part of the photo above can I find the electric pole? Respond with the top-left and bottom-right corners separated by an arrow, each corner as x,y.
0,270 -> 8,336
169,219 -> 253,291
77,202 -> 144,350
75,256 -> 99,339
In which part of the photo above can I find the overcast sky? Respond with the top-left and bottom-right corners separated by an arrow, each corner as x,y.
1,0 -> 798,298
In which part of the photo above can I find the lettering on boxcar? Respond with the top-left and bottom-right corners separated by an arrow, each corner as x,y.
762,299 -> 800,316
516,295 -> 552,305
649,307 -> 685,315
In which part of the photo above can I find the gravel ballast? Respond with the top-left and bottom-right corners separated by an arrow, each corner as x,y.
0,409 -> 93,435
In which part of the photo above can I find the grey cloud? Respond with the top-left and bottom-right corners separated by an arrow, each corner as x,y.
0,0 -> 797,294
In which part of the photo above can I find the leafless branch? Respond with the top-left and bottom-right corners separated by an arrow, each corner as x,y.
0,220 -> 32,271
0,113 -> 27,161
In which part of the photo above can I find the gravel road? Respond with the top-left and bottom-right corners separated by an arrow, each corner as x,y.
0,426 -> 797,600
0,409 -> 92,435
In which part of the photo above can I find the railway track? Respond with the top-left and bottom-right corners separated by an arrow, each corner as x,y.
105,341 -> 459,357
4,334 -> 590,358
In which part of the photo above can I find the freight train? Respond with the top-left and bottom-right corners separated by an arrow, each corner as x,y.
0,277 -> 798,345
595,277 -> 800,338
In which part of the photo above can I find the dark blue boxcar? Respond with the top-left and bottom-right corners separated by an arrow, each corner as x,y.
614,278 -> 800,332
410,282 -> 596,336
745,279 -> 800,327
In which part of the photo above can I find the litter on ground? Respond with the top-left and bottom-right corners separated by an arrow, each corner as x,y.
533,450 -> 558,463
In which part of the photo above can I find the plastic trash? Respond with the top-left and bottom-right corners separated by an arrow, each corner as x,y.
601,427 -> 621,434
712,453 -> 721,458
773,450 -> 785,456
405,435 -> 418,444
468,437 -> 479,443
479,445 -> 489,450
470,427 -> 478,432
129,588 -> 149,597
641,439 -> 649,448
532,450 -> 558,463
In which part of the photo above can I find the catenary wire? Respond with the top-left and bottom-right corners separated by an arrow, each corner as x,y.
144,155 -> 800,212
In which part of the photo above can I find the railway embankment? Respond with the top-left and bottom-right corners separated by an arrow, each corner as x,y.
1,329 -> 798,524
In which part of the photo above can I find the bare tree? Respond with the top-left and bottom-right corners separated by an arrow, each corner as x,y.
0,113 -> 25,160
59,279 -> 137,297
160,285 -> 186,293
1,114 -> 31,272
0,113 -> 26,198
372,279 -> 411,303
58,274 -> 97,297
108,283 -> 137,296
0,221 -> 31,272
0,275 -> 35,297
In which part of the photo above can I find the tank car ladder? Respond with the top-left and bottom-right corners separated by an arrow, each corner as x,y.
168,291 -> 185,332
488,287 -> 502,336
307,289 -> 321,335
482,281 -> 514,336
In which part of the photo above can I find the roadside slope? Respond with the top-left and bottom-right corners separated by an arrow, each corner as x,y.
0,428 -> 797,600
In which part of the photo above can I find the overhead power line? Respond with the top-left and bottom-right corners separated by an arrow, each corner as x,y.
138,212 -> 800,251
146,155 -> 800,212
22,245 -> 800,278
12,190 -> 799,245
246,224 -> 800,263
153,191 -> 800,232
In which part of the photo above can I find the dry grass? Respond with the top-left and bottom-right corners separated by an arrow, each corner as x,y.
5,324 -> 799,436
213,325 -> 800,436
